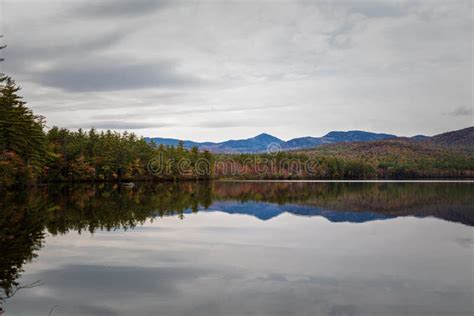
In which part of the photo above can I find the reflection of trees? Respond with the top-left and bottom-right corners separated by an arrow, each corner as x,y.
0,183 -> 213,311
0,190 -> 47,310
44,182 -> 213,234
0,181 -> 472,310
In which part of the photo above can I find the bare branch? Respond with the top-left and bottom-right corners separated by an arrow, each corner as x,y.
48,305 -> 59,316
0,280 -> 43,302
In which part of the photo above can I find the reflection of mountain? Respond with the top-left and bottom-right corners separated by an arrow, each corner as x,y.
202,201 -> 394,222
211,182 -> 474,225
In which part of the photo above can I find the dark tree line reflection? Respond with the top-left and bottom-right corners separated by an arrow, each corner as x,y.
0,191 -> 46,311
1,181 -> 473,307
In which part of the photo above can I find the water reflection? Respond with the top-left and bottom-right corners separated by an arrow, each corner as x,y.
0,181 -> 473,315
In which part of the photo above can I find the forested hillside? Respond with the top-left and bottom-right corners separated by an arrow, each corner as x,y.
427,126 -> 474,151
296,138 -> 474,178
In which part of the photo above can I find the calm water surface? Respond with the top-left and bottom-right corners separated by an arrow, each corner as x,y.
1,181 -> 473,316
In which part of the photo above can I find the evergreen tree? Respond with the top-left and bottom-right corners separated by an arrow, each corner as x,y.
0,78 -> 47,186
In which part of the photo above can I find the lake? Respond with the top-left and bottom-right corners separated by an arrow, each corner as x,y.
1,181 -> 473,316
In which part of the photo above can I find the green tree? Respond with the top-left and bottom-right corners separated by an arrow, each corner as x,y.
0,78 -> 47,186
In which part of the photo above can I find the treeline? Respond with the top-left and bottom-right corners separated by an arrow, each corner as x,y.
0,76 -> 212,188
214,152 -> 378,179
214,151 -> 474,180
213,139 -> 474,180
44,127 -> 211,182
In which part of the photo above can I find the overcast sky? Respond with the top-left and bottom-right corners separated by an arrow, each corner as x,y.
0,0 -> 472,141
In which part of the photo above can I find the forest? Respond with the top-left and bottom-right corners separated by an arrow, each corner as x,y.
0,75 -> 213,187
213,148 -> 474,180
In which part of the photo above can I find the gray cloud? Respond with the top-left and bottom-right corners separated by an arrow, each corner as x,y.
90,113 -> 148,120
339,0 -> 415,18
193,117 -> 288,129
4,30 -> 127,66
74,0 -> 172,19
31,59 -> 206,92
448,106 -> 473,117
66,120 -> 170,130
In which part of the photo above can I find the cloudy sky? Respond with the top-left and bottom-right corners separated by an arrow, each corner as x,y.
0,0 -> 472,141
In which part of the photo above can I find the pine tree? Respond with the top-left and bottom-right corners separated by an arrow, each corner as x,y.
0,77 -> 47,185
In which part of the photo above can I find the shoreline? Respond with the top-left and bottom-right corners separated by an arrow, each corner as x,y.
3,177 -> 473,190
216,179 -> 474,183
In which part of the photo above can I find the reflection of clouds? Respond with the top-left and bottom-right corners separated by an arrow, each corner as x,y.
12,297 -> 119,316
328,304 -> 358,316
453,237 -> 473,248
30,264 -> 209,298
8,213 -> 474,316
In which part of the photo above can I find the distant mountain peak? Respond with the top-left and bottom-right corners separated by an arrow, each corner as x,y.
255,132 -> 274,138
252,133 -> 284,142
323,130 -> 396,142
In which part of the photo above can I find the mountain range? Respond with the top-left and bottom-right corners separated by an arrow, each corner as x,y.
146,130 -> 407,153
145,127 -> 473,153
